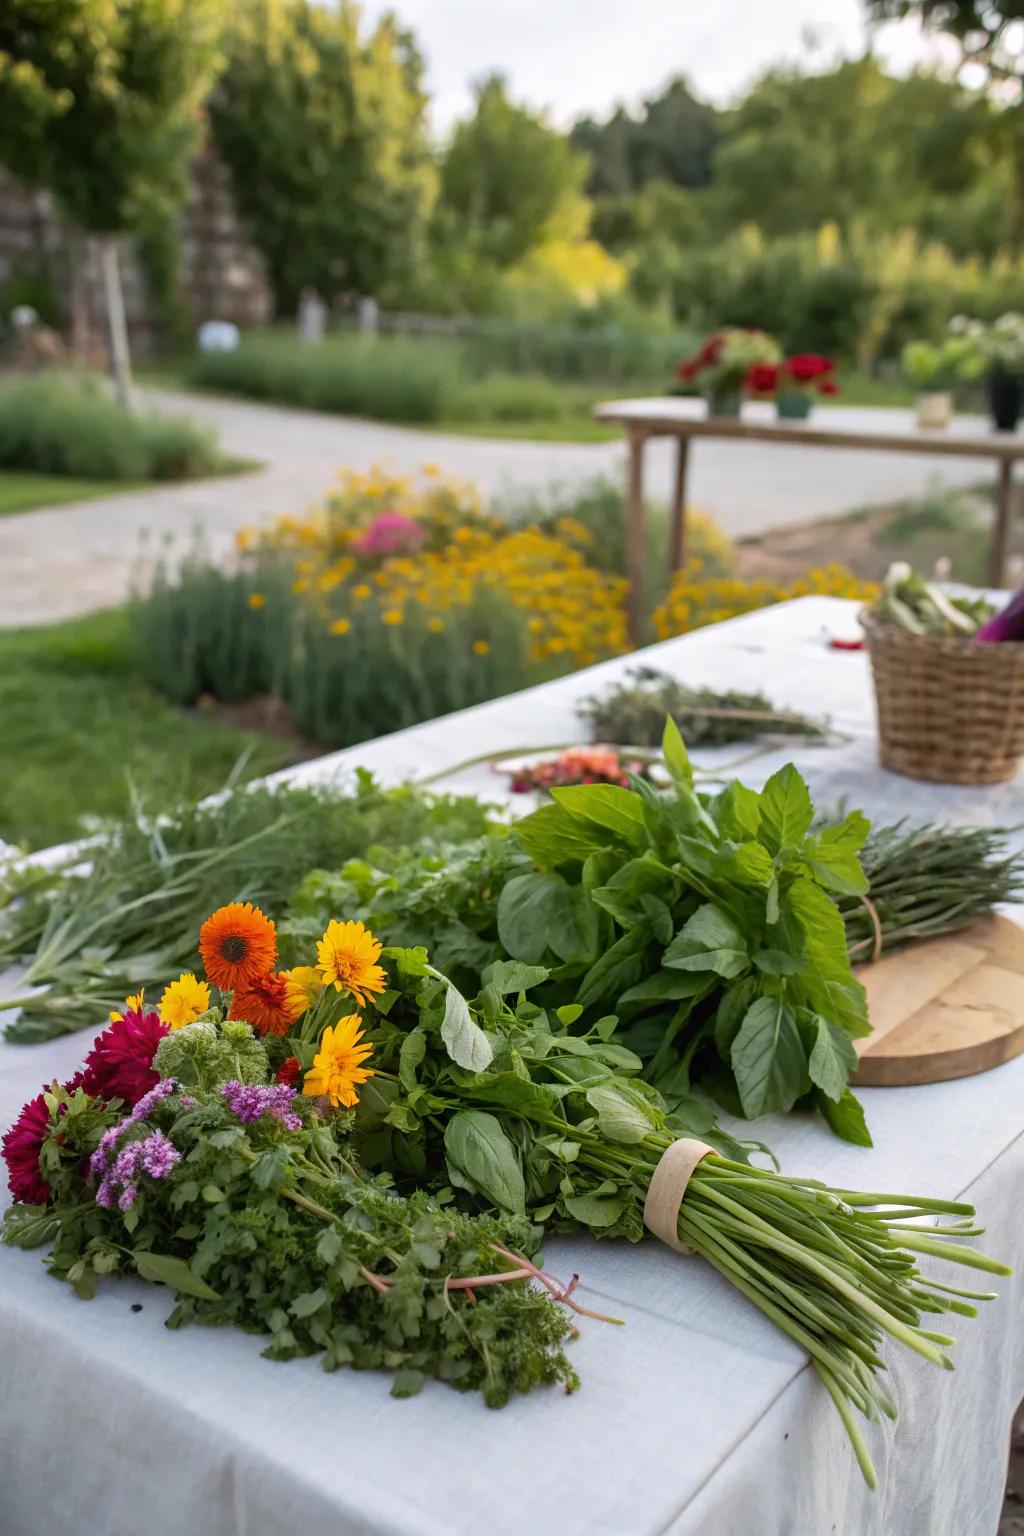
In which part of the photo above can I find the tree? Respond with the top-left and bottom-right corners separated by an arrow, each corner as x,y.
866,0 -> 1024,231
439,75 -> 591,268
572,77 -> 722,197
208,0 -> 435,311
0,0 -> 228,404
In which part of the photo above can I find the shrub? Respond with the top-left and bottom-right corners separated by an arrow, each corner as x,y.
188,331 -> 466,423
134,466 -> 628,746
653,562 -> 877,639
0,372 -> 221,480
449,372 -> 580,423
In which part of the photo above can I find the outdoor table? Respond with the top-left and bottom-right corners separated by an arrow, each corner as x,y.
594,397 -> 1024,643
2,597 -> 1022,1536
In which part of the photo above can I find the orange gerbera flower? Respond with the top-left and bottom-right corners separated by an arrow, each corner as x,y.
316,920 -> 386,1007
229,971 -> 301,1037
199,902 -> 277,991
302,1015 -> 375,1108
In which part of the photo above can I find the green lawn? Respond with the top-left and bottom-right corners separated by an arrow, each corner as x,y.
0,608 -> 293,852
0,472 -> 147,518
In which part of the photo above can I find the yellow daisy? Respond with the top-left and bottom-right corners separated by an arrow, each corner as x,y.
159,972 -> 212,1030
303,1016 -> 375,1108
316,919 -> 386,1007
109,990 -> 145,1024
283,965 -> 323,1018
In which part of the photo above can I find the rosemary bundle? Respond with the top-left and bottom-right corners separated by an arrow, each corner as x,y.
841,822 -> 1024,961
579,666 -> 827,749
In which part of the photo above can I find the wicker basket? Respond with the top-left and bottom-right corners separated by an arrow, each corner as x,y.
859,607 -> 1024,784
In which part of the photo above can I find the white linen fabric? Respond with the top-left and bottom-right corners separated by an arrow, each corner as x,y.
1,596 -> 1021,1536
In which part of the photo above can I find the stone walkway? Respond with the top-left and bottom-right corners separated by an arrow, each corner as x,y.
0,387 -> 996,626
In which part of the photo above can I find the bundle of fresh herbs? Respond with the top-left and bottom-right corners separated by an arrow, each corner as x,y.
873,562 -> 992,637
0,774 -> 493,1043
579,665 -> 827,748
346,952 -> 1007,1489
840,821 -> 1024,960
4,1069 -> 584,1408
2,897 -> 1008,1487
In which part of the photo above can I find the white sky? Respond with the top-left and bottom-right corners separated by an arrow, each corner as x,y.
358,0 -> 954,134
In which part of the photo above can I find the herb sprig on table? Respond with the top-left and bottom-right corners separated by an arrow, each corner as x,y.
579,665 -> 827,749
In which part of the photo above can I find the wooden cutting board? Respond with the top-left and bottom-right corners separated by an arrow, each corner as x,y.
852,914 -> 1024,1086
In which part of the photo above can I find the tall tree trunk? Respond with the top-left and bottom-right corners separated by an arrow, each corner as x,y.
100,236 -> 133,410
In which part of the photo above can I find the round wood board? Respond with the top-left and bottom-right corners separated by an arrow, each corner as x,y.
852,914 -> 1024,1087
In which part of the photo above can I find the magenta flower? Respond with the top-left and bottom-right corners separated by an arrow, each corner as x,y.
353,512 -> 424,556
80,1008 -> 169,1107
2,1092 -> 52,1205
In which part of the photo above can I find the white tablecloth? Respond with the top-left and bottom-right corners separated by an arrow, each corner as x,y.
2,596 -> 1022,1536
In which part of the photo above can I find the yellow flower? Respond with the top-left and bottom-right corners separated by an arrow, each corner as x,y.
109,990 -> 145,1024
472,640 -> 490,656
316,919 -> 387,1007
353,583 -> 372,601
426,616 -> 444,633
160,972 -> 212,1029
329,617 -> 351,636
383,608 -> 404,626
422,462 -> 442,478
282,965 -> 323,1018
302,1016 -> 375,1108
247,593 -> 266,610
292,578 -> 309,595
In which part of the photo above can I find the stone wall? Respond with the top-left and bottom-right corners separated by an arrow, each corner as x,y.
0,143 -> 273,358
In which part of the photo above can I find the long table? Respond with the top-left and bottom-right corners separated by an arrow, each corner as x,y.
2,597 -> 1022,1536
594,397 -> 1024,643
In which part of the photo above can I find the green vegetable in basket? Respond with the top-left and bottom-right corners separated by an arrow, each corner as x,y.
875,562 -> 992,637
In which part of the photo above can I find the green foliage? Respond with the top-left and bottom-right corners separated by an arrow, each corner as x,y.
208,0 -> 435,310
4,1080 -> 579,1406
0,608 -> 290,853
0,768 -> 494,1036
440,75 -> 590,269
153,1018 -> 270,1089
0,0 -> 227,234
0,373 -> 223,479
578,666 -> 826,749
572,77 -> 722,197
188,331 -> 464,423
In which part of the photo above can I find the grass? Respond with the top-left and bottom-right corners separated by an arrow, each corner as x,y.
0,372 -> 228,481
0,471 -> 147,517
0,608 -> 293,852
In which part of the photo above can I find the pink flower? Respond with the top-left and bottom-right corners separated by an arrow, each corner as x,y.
2,1092 -> 52,1205
80,1008 -> 169,1108
353,513 -> 424,556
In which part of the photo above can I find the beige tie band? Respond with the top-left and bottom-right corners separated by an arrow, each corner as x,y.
643,1137 -> 716,1254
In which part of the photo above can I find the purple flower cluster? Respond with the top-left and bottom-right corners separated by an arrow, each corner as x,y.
221,1080 -> 301,1132
90,1077 -> 181,1210
95,1131 -> 180,1210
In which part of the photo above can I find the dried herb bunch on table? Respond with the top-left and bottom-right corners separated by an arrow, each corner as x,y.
579,666 -> 827,749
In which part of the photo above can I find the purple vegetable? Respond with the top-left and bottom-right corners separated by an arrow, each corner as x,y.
976,581 -> 1024,643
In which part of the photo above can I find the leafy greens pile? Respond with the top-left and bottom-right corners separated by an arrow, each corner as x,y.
289,722 -> 874,1142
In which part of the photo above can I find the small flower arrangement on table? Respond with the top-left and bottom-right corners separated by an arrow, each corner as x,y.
675,328 -> 781,417
745,354 -> 839,420
498,744 -> 660,795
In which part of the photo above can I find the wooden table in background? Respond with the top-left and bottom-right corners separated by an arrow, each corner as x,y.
595,397 -> 1024,644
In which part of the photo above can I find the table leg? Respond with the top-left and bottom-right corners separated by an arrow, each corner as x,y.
627,428 -> 646,646
989,460 -> 1015,588
669,436 -> 690,573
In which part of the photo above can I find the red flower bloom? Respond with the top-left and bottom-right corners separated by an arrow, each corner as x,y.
784,353 -> 834,383
79,1008 -> 169,1108
746,362 -> 779,396
818,377 -> 840,396
2,1092 -> 52,1205
276,1056 -> 302,1088
698,333 -> 724,366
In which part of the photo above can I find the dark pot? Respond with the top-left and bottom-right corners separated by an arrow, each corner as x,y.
706,385 -> 742,418
776,389 -> 813,421
987,371 -> 1023,432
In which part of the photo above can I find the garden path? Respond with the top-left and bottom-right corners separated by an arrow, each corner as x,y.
0,386 -> 992,625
